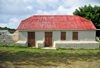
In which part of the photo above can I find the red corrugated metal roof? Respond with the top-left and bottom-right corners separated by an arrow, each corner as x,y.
17,15 -> 96,30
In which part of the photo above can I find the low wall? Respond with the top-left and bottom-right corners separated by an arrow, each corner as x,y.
36,41 -> 44,48
16,41 -> 27,46
54,41 -> 99,49
0,34 -> 15,45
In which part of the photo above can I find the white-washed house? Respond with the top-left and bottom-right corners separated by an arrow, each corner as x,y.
16,15 -> 99,49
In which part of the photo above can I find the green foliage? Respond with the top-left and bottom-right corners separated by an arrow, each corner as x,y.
73,5 -> 100,29
0,27 -> 16,33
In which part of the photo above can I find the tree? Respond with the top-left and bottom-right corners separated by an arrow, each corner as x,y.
73,5 -> 100,36
73,5 -> 100,29
0,27 -> 16,33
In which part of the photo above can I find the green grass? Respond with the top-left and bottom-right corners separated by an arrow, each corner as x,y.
0,46 -> 100,68
0,45 -> 100,53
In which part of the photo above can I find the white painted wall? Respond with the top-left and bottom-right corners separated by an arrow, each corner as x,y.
35,31 -> 44,47
52,30 -> 96,41
78,30 -> 96,41
19,31 -> 27,41
18,30 -> 96,42
18,30 -> 98,48
66,31 -> 72,40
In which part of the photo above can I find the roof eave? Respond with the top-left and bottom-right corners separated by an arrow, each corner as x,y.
17,29 -> 96,31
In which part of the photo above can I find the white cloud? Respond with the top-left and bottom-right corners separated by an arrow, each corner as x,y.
9,18 -> 18,23
36,0 -> 100,15
0,17 -> 20,29
36,0 -> 59,9
57,6 -> 74,15
23,0 -> 33,2
26,6 -> 33,10
0,0 -> 100,29
0,23 -> 6,27
36,5 -> 74,15
63,0 -> 81,7
37,0 -> 59,5
0,0 -> 34,15
7,18 -> 20,28
63,0 -> 100,8
38,0 -> 100,15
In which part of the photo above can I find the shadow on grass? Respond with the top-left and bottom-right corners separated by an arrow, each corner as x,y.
0,51 -> 100,66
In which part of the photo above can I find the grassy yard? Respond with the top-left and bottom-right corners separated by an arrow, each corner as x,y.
0,46 -> 100,68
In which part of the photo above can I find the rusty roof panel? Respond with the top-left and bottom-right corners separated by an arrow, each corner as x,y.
17,15 -> 96,30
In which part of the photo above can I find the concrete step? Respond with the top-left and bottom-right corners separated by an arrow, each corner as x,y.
42,47 -> 56,49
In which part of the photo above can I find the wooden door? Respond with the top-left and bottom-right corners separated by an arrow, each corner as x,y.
73,32 -> 78,40
45,32 -> 52,47
61,32 -> 66,40
28,32 -> 35,47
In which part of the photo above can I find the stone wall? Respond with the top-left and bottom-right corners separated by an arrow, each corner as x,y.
0,34 -> 15,45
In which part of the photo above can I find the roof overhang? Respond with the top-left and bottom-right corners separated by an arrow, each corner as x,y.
17,29 -> 96,31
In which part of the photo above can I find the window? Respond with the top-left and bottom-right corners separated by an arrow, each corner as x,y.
61,32 -> 66,40
73,32 -> 78,40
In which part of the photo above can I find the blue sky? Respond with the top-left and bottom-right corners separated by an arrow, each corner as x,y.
0,0 -> 100,29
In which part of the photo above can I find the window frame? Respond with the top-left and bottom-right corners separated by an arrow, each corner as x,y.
61,32 -> 66,40
73,32 -> 78,40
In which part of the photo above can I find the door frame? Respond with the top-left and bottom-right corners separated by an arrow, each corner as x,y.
28,32 -> 35,47
45,32 -> 52,47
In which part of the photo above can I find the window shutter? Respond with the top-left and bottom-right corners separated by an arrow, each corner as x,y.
61,32 -> 66,40
73,32 -> 78,40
